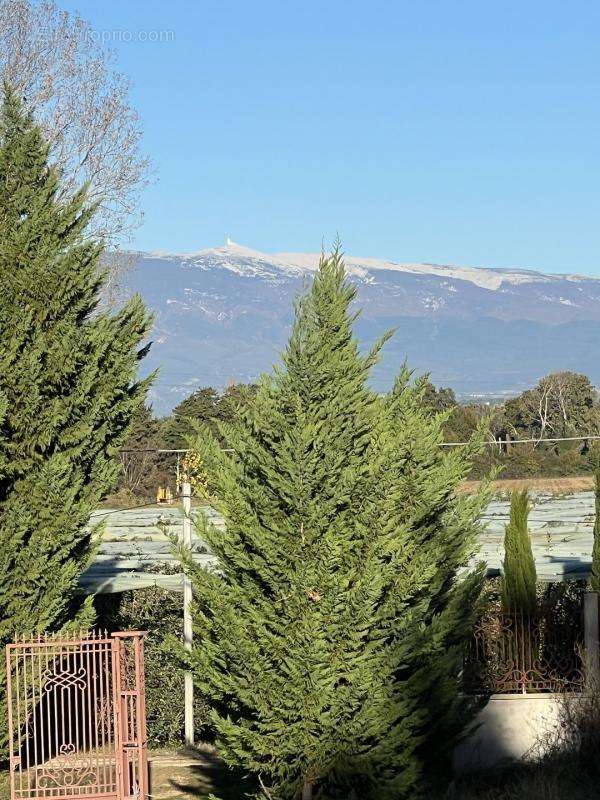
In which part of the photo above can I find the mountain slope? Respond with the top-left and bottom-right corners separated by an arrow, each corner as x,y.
125,242 -> 600,414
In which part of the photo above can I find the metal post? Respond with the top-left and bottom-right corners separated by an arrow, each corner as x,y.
584,591 -> 600,685
111,635 -> 125,800
5,644 -> 16,800
133,633 -> 149,800
182,481 -> 194,746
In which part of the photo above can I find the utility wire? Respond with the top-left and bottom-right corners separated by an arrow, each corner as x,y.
119,448 -> 190,453
439,434 -> 600,447
119,435 -> 600,453
119,447 -> 234,453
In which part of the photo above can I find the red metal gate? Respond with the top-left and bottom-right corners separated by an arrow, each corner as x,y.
6,631 -> 148,800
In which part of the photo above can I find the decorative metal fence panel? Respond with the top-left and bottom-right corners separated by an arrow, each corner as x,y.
463,609 -> 585,694
112,633 -> 148,800
6,631 -> 147,800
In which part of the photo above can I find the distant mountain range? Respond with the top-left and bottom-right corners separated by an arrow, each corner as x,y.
125,241 -> 600,415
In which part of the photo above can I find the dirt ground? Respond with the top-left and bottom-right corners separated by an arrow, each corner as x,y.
149,747 -> 246,800
0,750 -> 242,800
459,475 -> 594,495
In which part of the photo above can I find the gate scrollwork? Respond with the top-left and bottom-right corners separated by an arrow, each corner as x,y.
5,630 -> 148,800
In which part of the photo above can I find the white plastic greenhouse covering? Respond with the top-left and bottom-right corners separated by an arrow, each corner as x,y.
80,505 -> 223,594
79,492 -> 598,594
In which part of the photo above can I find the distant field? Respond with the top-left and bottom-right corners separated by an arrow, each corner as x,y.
459,475 -> 594,495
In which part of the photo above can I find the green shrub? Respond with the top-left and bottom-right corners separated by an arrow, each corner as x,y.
96,584 -> 210,748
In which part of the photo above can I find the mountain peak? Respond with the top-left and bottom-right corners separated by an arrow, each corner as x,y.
140,241 -> 597,292
192,239 -> 267,260
129,246 -> 600,414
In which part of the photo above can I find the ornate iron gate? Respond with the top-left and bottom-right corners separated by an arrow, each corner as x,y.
6,631 -> 148,800
463,610 -> 584,694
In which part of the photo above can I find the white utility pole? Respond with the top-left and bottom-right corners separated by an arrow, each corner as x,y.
182,481 -> 194,746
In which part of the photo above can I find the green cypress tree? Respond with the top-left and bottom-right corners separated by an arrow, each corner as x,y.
0,87 -> 153,755
501,490 -> 537,611
183,249 -> 488,799
162,386 -> 221,449
370,371 -> 489,796
590,467 -> 600,591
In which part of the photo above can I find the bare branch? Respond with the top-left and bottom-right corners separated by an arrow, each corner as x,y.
0,0 -> 152,294
258,774 -> 275,800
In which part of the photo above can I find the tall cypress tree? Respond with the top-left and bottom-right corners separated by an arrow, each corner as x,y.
590,467 -> 600,591
371,371 -> 489,795
0,87 -> 153,754
183,250 -> 488,799
501,490 -> 537,611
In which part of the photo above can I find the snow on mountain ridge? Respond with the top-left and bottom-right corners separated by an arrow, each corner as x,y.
140,241 -> 597,293
128,245 -> 600,415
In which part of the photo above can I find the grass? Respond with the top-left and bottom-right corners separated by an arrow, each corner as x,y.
148,750 -> 600,800
445,758 -> 600,800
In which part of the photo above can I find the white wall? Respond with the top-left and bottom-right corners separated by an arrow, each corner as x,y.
453,694 -> 569,774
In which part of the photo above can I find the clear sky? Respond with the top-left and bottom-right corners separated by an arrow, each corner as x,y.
61,0 -> 600,275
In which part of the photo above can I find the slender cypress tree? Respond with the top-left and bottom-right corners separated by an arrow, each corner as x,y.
591,467 -> 600,591
183,250 -> 488,799
0,87 -> 153,755
501,490 -> 537,611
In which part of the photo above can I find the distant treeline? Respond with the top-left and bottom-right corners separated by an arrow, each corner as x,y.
115,383 -> 258,499
115,370 -> 600,499
424,370 -> 600,479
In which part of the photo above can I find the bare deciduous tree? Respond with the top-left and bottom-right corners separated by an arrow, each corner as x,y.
503,371 -> 600,446
0,0 -> 151,295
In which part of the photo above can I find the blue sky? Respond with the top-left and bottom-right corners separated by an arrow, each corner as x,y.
61,0 -> 600,274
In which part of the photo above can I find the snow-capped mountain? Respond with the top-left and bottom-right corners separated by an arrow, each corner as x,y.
126,241 -> 600,414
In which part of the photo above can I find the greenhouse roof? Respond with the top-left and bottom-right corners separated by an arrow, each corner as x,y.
81,492 -> 597,594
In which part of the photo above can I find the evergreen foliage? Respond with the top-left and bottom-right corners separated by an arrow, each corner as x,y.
96,582 -> 210,748
183,249 -> 488,799
501,491 -> 537,611
591,467 -> 600,592
116,404 -> 167,499
0,87 -> 152,756
162,383 -> 257,450
163,386 -> 220,449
